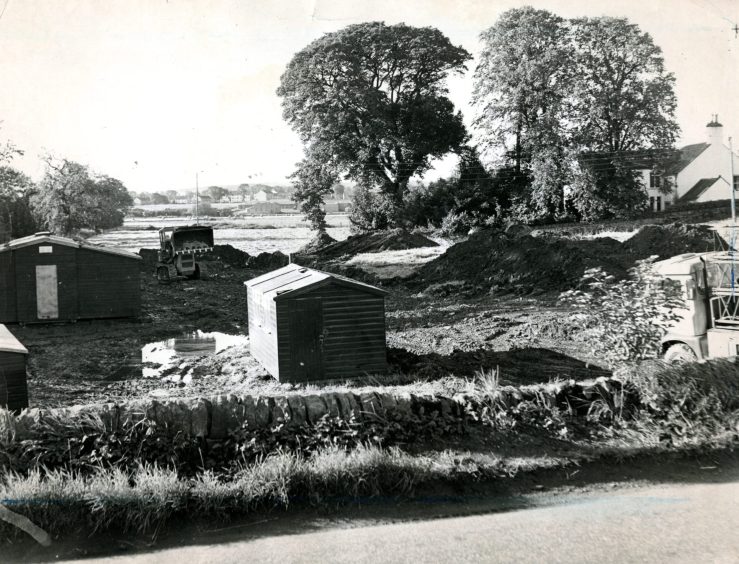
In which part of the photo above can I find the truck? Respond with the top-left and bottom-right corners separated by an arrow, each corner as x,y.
156,225 -> 214,284
655,251 -> 739,361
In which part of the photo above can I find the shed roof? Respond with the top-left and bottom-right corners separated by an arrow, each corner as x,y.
0,324 -> 28,355
245,263 -> 386,301
0,232 -> 141,260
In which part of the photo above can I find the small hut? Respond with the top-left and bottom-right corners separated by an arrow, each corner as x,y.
0,324 -> 28,410
245,264 -> 387,382
0,232 -> 141,323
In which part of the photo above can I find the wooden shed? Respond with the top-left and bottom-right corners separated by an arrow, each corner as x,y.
245,264 -> 387,382
0,232 -> 142,323
0,324 -> 28,410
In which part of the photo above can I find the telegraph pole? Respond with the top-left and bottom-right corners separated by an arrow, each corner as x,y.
195,172 -> 200,226
731,137 -> 736,225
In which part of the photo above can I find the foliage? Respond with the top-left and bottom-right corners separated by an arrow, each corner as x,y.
472,9 -> 680,224
348,184 -> 394,233
0,166 -> 37,242
206,185 -> 228,203
569,17 -> 679,152
30,158 -> 133,235
560,258 -> 685,365
278,22 -> 470,228
290,156 -> 337,232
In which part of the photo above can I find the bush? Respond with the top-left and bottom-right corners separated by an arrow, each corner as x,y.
560,257 -> 685,365
348,185 -> 394,232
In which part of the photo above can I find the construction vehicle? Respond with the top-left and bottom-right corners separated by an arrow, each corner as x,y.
655,251 -> 739,361
156,225 -> 214,284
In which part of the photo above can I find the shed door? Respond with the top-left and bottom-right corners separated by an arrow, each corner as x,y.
35,265 -> 59,320
288,298 -> 323,381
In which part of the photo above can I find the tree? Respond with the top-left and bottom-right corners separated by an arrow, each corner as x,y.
290,157 -> 337,232
278,22 -> 470,228
569,17 -> 679,152
31,158 -> 133,235
0,166 -> 37,242
165,189 -> 178,204
206,185 -> 228,203
150,192 -> 169,205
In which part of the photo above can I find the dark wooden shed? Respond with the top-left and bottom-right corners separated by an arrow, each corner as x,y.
245,264 -> 387,382
0,232 -> 141,323
0,324 -> 28,411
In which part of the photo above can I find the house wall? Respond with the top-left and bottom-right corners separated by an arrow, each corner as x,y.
695,177 -> 732,203
275,283 -> 387,383
76,249 -> 141,319
676,144 -> 739,200
0,350 -> 28,410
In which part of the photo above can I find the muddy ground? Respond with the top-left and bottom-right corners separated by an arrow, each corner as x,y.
11,258 -> 604,408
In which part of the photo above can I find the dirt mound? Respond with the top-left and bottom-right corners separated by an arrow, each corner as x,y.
624,223 -> 729,259
412,223 -> 730,296
245,251 -> 290,270
296,232 -> 337,254
203,245 -> 252,268
304,229 -> 438,260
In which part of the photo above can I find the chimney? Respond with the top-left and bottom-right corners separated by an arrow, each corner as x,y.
706,114 -> 724,144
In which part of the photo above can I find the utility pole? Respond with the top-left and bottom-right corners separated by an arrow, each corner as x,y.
195,172 -> 200,226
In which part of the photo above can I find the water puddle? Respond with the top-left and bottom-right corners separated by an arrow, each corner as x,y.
141,331 -> 248,380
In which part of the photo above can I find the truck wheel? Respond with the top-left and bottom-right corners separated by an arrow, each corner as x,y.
157,266 -> 171,285
663,343 -> 697,363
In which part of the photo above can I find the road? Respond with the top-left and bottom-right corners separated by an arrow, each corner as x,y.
62,478 -> 739,564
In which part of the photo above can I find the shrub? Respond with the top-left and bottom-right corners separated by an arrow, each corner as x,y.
560,257 -> 685,365
348,185 -> 394,232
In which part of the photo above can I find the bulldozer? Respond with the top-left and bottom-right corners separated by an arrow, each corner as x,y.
655,251 -> 739,361
156,225 -> 214,284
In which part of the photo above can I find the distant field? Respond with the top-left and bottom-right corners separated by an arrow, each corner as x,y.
88,214 -> 353,255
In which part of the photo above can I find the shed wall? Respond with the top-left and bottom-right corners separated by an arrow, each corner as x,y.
76,249 -> 141,319
13,243 -> 78,323
276,282 -> 386,382
0,351 -> 28,410
0,252 -> 16,322
248,288 -> 280,378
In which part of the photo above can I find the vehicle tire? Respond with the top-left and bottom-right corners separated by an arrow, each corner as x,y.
663,343 -> 697,363
157,266 -> 171,285
186,265 -> 200,280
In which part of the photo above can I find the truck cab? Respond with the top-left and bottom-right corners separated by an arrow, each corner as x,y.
656,251 -> 739,361
156,225 -> 214,283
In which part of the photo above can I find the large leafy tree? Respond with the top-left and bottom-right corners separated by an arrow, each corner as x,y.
31,158 -> 133,235
278,22 -> 470,228
0,166 -> 37,242
569,17 -> 679,152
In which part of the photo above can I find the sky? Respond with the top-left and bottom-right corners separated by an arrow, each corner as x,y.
0,0 -> 737,193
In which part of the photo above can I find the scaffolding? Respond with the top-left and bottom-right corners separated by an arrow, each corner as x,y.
705,252 -> 739,328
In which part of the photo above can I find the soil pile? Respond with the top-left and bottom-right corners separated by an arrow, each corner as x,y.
624,223 -> 729,259
137,244 -> 252,269
411,223 -> 729,296
245,251 -> 290,270
302,229 -> 438,260
296,232 -> 337,255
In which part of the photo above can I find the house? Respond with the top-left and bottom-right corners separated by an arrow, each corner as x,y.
245,264 -> 387,383
0,232 -> 141,323
645,116 -> 739,211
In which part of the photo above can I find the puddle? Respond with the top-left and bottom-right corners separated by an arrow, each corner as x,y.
141,331 -> 248,379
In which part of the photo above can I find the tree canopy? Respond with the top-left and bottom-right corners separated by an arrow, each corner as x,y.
31,158 -> 133,235
278,21 -> 471,228
472,9 -> 680,222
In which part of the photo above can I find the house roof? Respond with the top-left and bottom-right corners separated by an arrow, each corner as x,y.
0,324 -> 27,355
245,263 -> 386,301
665,143 -> 710,175
0,232 -> 142,260
678,177 -> 722,203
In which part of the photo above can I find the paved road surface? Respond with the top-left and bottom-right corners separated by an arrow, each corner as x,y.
64,478 -> 739,564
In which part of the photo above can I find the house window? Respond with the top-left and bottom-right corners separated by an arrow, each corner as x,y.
650,196 -> 655,211
734,176 -> 739,191
650,171 -> 662,189
656,196 -> 662,212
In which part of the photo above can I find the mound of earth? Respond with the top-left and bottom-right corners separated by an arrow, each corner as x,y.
304,229 -> 438,259
297,231 -> 337,254
624,223 -> 729,259
412,223 -> 730,296
137,244 -> 283,270
245,251 -> 290,270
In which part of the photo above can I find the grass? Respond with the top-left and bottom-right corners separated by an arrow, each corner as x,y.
0,444 -> 572,541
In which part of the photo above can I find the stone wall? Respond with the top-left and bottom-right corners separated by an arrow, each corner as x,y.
0,377 -> 629,442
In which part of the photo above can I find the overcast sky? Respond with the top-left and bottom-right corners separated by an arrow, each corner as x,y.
0,0 -> 737,192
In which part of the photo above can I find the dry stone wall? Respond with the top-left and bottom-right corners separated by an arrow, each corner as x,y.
1,378 -> 629,442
